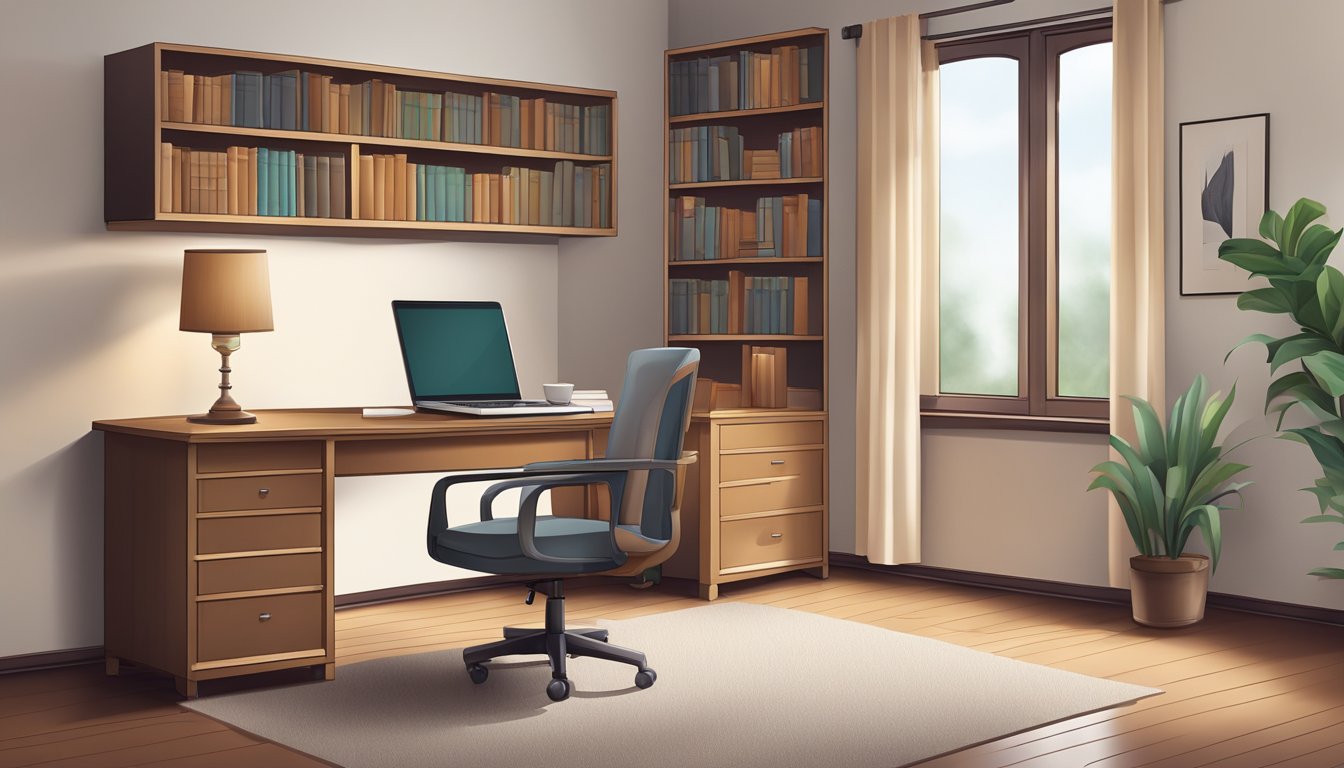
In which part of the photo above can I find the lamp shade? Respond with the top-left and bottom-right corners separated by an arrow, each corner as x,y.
179,249 -> 274,333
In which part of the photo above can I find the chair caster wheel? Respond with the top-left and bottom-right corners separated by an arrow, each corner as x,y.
635,668 -> 656,689
467,664 -> 488,684
546,678 -> 572,702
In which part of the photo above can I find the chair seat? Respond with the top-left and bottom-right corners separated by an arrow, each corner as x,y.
432,515 -> 624,575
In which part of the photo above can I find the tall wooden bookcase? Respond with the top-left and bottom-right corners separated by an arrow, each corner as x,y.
660,28 -> 829,599
104,43 -> 617,239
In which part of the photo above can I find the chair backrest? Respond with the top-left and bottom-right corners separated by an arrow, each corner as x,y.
606,347 -> 699,539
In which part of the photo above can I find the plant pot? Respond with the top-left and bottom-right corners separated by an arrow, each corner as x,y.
1129,554 -> 1210,627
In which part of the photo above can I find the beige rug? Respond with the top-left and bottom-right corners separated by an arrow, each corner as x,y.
184,603 -> 1158,768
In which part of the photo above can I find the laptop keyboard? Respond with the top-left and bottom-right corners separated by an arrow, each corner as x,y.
448,400 -> 548,407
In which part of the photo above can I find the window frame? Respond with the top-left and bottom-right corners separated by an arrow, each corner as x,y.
923,20 -> 1113,427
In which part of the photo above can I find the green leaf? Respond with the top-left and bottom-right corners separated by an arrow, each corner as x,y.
1333,541 -> 1344,551
1224,333 -> 1280,364
1235,286 -> 1294,314
1125,395 -> 1167,467
1303,351 -> 1344,396
1318,267 -> 1344,341
1282,198 -> 1328,261
1269,334 -> 1334,371
1180,504 -> 1223,573
1267,371 -> 1337,419
1260,209 -> 1284,243
1308,567 -> 1344,579
1301,514 -> 1344,524
1219,238 -> 1299,276
1283,427 -> 1344,488
1297,225 -> 1342,269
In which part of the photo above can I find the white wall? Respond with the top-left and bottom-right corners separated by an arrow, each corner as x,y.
0,0 -> 666,658
1164,0 -> 1344,610
667,0 -> 1110,572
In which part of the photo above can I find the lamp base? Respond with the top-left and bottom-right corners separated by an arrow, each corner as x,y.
188,410 -> 257,425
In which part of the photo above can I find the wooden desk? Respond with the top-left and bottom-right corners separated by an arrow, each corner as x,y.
93,408 -> 613,697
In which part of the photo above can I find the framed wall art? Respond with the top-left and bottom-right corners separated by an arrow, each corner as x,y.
1179,113 -> 1270,296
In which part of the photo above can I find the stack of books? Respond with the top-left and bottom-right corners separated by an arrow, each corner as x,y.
159,70 -> 612,155
158,142 -> 346,217
572,390 -> 613,412
669,126 -> 821,183
670,194 -> 823,260
354,157 -> 611,227
668,44 -> 824,116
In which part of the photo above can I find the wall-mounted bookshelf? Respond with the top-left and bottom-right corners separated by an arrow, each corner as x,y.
659,28 -> 829,601
104,43 -> 617,240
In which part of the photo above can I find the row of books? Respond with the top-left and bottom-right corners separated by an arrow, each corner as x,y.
159,70 -> 612,155
669,44 -> 824,116
668,125 -> 822,183
668,273 -> 810,335
158,142 -> 346,217
355,156 -> 610,228
670,194 -> 822,260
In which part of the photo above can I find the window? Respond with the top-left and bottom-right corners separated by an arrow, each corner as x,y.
928,22 -> 1112,422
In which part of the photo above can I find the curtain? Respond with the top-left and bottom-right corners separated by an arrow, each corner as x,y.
855,15 -> 938,565
1109,0 -> 1166,586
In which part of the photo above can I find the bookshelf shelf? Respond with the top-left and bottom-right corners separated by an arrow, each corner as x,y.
161,122 -> 613,163
660,27 -> 830,600
106,43 -> 618,239
668,102 -> 823,124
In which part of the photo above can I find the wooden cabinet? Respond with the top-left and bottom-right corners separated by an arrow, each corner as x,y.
664,412 -> 827,599
104,42 -> 617,240
103,433 -> 333,698
661,29 -> 829,598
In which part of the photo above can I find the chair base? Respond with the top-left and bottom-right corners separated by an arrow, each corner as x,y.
462,579 -> 655,701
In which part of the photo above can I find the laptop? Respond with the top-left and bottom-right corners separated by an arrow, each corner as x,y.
392,300 -> 592,416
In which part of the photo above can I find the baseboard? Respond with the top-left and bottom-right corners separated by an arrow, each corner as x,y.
333,574 -> 527,608
831,553 -> 1344,627
0,646 -> 102,675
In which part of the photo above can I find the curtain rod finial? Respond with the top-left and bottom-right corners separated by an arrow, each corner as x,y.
842,24 -> 863,41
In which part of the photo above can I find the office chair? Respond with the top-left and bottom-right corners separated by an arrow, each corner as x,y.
425,347 -> 699,701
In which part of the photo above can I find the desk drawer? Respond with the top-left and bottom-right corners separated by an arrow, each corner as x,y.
198,553 -> 324,595
198,474 -> 323,513
721,449 -> 821,484
719,420 -> 823,451
197,592 -> 323,663
198,513 -> 322,555
720,469 -> 822,518
197,442 -> 324,474
720,511 -> 823,570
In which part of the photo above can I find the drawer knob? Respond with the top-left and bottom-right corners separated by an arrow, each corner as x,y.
770,460 -> 786,466
770,533 -> 784,539
258,612 -> 272,622
258,488 -> 270,498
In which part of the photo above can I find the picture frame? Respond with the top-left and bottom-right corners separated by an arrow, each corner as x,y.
1179,113 -> 1270,296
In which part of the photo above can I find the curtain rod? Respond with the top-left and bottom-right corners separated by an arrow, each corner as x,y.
841,0 -> 1015,41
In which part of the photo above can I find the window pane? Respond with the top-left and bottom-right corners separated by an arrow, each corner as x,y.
1056,42 -> 1112,399
939,57 -> 1020,397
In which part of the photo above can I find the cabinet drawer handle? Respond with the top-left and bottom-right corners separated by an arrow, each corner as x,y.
258,488 -> 270,498
769,460 -> 786,465
258,612 -> 272,622
769,533 -> 784,539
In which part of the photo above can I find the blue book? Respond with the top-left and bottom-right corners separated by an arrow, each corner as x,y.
434,164 -> 447,222
268,149 -> 282,215
807,199 -> 822,256
288,151 -> 297,216
447,167 -> 460,222
300,75 -> 308,131
278,71 -> 297,131
705,205 -> 717,260
256,148 -> 269,215
693,199 -> 704,260
424,165 -> 437,221
278,151 -> 290,216
772,197 -> 784,258
784,277 -> 794,334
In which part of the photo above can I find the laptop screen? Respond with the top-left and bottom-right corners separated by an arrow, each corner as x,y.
392,301 -> 522,401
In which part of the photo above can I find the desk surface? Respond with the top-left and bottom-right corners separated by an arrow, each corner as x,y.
93,407 -> 615,443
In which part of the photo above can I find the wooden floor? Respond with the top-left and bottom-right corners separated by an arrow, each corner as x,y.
5,567 -> 1344,767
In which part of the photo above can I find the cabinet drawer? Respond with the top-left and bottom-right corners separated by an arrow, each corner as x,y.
720,468 -> 823,517
721,449 -> 822,484
198,553 -> 324,595
719,420 -> 823,451
197,441 -> 323,474
198,514 -> 322,555
198,473 -> 322,513
197,592 -> 323,663
720,512 -> 823,571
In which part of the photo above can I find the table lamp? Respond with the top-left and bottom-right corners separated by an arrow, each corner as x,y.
179,249 -> 273,424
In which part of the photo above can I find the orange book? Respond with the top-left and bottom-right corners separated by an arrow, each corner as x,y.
171,147 -> 184,213
372,154 -> 386,219
393,154 -> 407,221
545,102 -> 555,151
225,146 -> 239,215
472,173 -> 484,222
327,82 -> 339,133
501,171 -> 512,225
160,142 -> 172,213
728,269 -> 745,334
534,98 -> 546,151
294,152 -> 305,217
383,153 -> 395,219
239,146 -> 252,216
370,79 -> 384,137
247,147 -> 259,215
339,84 -> 351,134
793,276 -> 809,335
405,161 -> 416,222
359,154 -> 374,219
528,169 -> 542,226
183,73 -> 196,123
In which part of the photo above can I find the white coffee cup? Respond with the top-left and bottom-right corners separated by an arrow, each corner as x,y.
543,383 -> 575,405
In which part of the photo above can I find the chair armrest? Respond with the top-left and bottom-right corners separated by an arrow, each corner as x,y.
427,469 -> 549,550
523,451 -> 697,474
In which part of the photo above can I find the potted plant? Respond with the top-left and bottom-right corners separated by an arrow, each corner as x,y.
1088,375 -> 1252,627
1219,198 -> 1344,579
